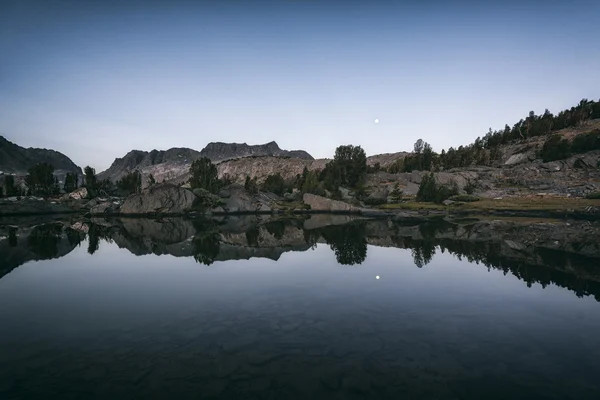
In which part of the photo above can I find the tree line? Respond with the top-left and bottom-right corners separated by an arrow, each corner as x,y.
386,98 -> 600,172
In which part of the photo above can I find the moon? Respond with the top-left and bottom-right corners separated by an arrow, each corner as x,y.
376,275 -> 380,280
374,119 -> 379,124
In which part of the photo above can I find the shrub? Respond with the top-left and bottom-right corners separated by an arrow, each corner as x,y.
585,192 -> 600,199
449,194 -> 480,202
416,173 -> 459,203
262,173 -> 285,196
540,134 -> 571,162
464,179 -> 476,195
362,197 -> 387,206
244,176 -> 259,194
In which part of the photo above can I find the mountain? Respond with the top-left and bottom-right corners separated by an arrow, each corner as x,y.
199,141 -> 313,162
0,136 -> 82,176
98,141 -> 313,182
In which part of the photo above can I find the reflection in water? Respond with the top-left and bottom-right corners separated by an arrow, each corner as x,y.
8,227 -> 17,247
320,222 -> 367,265
27,224 -> 63,259
1,216 -> 600,399
193,232 -> 221,265
1,217 -> 600,302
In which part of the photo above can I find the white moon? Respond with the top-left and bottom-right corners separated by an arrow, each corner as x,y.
376,275 -> 380,280
374,119 -> 379,124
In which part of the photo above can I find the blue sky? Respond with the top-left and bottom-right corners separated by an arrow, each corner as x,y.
1,0 -> 599,171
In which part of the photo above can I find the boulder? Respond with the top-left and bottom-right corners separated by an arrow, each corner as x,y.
69,187 -> 89,200
120,183 -> 196,215
217,184 -> 272,213
90,202 -> 115,215
504,153 -> 530,166
302,193 -> 360,212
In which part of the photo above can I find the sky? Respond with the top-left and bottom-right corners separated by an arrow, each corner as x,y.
1,0 -> 599,171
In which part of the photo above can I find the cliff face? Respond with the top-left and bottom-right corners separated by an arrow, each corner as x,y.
98,141 -> 314,183
0,136 -> 82,176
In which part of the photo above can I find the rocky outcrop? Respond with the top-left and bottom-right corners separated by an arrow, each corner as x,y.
0,136 -> 82,180
216,184 -> 273,213
119,184 -> 197,215
303,193 -> 360,212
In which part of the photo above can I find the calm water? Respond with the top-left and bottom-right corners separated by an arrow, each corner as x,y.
1,217 -> 600,400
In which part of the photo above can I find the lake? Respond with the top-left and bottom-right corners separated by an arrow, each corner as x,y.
1,216 -> 600,399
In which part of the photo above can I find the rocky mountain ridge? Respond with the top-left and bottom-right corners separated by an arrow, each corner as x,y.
0,135 -> 82,177
98,141 -> 313,183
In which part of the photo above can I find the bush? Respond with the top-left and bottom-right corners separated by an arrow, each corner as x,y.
416,173 -> 459,203
262,173 -> 285,196
362,197 -> 387,206
585,192 -> 600,199
464,179 -> 476,195
449,194 -> 480,202
540,134 -> 571,162
571,129 -> 600,154
244,176 -> 259,194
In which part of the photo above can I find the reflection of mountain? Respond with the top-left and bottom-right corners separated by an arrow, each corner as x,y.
0,223 -> 86,279
2,216 -> 600,301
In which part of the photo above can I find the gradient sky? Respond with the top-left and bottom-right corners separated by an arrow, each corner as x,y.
1,0 -> 599,171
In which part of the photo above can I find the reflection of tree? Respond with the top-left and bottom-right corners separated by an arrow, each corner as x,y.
27,224 -> 62,258
65,228 -> 83,247
87,225 -> 100,255
265,220 -> 287,240
192,232 -> 221,265
409,241 -> 436,268
8,227 -> 17,247
245,226 -> 260,247
321,223 -> 367,265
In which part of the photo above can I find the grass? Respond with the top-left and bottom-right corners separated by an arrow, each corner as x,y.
380,197 -> 600,213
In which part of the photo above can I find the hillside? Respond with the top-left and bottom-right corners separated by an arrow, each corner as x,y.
0,136 -> 82,176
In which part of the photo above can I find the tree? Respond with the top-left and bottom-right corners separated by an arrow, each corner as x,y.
63,172 -> 78,193
262,173 -> 285,195
25,163 -> 56,196
301,169 -> 321,195
84,166 -> 97,190
389,183 -> 403,203
117,170 -> 142,195
416,173 -> 438,202
4,175 -> 18,197
244,176 -> 259,194
189,157 -> 221,193
331,145 -> 367,187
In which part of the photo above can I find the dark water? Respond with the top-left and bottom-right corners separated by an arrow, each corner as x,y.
1,217 -> 600,399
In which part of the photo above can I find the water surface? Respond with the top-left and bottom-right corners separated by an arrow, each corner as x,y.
1,217 -> 599,399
